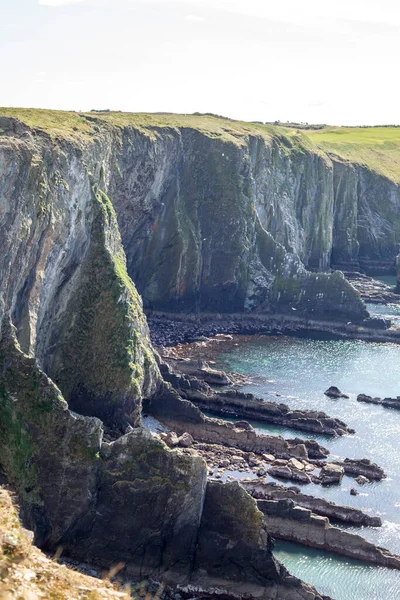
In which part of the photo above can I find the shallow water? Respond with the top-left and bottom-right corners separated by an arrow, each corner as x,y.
367,302 -> 400,327
213,310 -> 400,599
375,275 -> 398,288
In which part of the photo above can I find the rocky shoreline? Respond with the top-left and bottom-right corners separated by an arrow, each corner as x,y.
141,349 -> 398,577
148,311 -> 400,348
343,272 -> 400,305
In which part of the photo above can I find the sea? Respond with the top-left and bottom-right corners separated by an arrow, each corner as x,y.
210,283 -> 400,599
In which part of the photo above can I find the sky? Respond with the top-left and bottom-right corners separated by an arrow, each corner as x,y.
1,0 -> 399,125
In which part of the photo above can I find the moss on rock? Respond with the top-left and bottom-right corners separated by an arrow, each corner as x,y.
46,188 -> 160,427
0,317 -> 102,546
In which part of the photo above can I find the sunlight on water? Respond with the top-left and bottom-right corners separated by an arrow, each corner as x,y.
214,311 -> 400,599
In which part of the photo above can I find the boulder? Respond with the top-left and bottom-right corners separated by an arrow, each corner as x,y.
319,463 -> 344,485
324,386 -> 349,399
355,475 -> 370,485
177,432 -> 194,448
159,432 -> 180,447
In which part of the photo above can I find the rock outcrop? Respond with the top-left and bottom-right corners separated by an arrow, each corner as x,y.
2,109 -> 400,598
144,383 -> 330,461
259,498 -> 400,570
191,482 -> 331,600
0,319 -> 206,574
0,111 -> 369,326
358,393 -> 400,410
158,354 -> 353,437
242,480 -> 382,527
0,326 -> 328,597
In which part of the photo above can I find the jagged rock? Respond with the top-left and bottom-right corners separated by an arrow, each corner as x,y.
0,319 -> 209,575
324,386 -> 349,399
0,317 -> 102,546
333,458 -> 385,480
184,386 -> 353,437
85,428 -> 207,575
350,488 -> 358,496
319,463 -> 344,485
193,481 -> 329,599
242,480 -> 382,527
259,498 -> 400,569
358,393 -> 400,410
145,384 -> 331,462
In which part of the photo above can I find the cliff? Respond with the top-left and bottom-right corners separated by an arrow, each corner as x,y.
1,109 -> 381,324
2,108 -> 400,598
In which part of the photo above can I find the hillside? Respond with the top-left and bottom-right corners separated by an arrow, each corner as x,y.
0,487 -> 128,600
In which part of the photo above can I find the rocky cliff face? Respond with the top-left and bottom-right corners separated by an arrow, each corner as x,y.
0,116 -> 160,427
109,126 -> 367,319
332,158 -> 400,273
4,110 -> 400,598
0,111 -> 339,598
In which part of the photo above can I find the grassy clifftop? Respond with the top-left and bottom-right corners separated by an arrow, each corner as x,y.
301,126 -> 400,183
0,107 -> 318,152
2,107 -> 400,182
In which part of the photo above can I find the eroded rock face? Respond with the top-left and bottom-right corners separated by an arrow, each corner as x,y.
0,318 -> 102,547
77,428 -> 207,575
0,320 -> 207,575
332,159 -> 400,273
0,125 -> 160,429
110,128 -> 367,321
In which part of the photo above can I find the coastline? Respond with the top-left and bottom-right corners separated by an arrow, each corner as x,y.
148,311 -> 400,347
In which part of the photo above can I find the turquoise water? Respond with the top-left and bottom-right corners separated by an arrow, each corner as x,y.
214,324 -> 400,599
376,275 -> 398,288
367,302 -> 400,327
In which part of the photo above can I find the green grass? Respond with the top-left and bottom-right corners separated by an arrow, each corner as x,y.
302,126 -> 400,183
0,107 -> 319,151
1,107 -> 400,182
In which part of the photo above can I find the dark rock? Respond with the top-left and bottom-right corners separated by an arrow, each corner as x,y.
358,393 -> 400,410
259,498 -> 400,569
324,386 -> 349,399
193,481 -> 328,598
319,463 -> 344,485
350,488 -> 358,496
242,480 -> 381,527
333,458 -> 385,480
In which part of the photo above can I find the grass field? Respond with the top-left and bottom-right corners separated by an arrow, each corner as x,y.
301,126 -> 400,183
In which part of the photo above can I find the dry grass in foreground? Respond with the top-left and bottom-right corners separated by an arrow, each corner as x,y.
0,486 -> 129,600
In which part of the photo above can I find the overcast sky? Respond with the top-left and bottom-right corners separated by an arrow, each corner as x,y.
1,0 -> 399,125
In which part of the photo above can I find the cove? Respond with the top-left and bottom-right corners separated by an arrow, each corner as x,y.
212,327 -> 400,599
